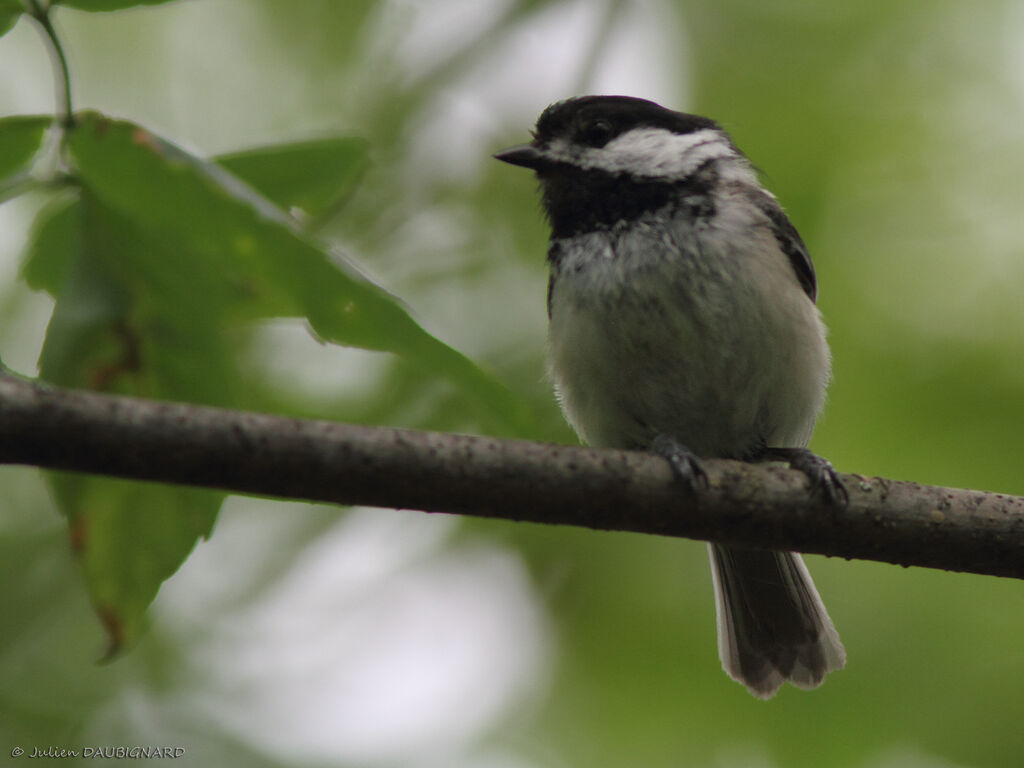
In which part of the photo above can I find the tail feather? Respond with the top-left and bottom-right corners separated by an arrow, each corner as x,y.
708,543 -> 845,698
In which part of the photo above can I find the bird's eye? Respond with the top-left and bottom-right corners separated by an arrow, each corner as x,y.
579,119 -> 614,148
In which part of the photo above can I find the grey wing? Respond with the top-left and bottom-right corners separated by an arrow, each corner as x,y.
755,194 -> 817,303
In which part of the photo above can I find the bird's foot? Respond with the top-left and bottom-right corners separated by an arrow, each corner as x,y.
651,434 -> 708,493
761,447 -> 848,506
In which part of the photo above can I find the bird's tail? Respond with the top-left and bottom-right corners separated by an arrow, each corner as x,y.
708,543 -> 845,698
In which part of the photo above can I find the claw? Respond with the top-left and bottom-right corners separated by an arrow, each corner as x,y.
652,434 -> 709,493
764,447 -> 848,506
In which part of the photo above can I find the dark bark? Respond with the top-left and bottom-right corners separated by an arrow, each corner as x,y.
2,372 -> 1022,579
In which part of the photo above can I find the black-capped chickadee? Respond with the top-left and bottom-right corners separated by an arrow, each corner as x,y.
495,95 -> 845,698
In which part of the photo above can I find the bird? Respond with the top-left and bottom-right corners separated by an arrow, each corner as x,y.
494,95 -> 845,698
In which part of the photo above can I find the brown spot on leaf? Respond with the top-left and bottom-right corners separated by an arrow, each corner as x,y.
69,516 -> 87,554
131,127 -> 162,154
88,320 -> 142,391
96,605 -> 125,661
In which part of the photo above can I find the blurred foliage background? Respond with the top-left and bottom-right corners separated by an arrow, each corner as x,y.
2,1 -> 1024,766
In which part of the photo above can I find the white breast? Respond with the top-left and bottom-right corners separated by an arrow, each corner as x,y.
547,205 -> 829,457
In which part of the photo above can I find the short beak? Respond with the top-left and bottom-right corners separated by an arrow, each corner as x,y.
493,143 -> 549,171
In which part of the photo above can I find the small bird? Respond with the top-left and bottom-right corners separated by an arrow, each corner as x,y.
495,95 -> 845,698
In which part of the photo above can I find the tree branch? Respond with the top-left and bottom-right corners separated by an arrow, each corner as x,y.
1,371 -> 1022,579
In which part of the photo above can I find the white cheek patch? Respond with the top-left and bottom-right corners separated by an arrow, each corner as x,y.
557,127 -> 757,183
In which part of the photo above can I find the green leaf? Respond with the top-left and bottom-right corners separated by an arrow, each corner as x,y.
35,198 -> 131,392
53,0 -> 179,11
0,0 -> 22,39
31,112 -> 531,650
51,476 -> 221,656
0,115 -> 50,183
37,191 -> 241,402
33,191 -> 229,652
21,195 -> 78,295
65,113 -> 531,433
215,137 -> 370,220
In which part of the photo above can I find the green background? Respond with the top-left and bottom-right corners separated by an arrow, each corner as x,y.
2,1 -> 1024,766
